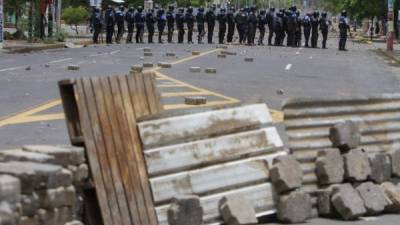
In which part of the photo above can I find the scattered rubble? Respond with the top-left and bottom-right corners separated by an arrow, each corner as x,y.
143,62 -> 154,68
355,182 -> 387,215
343,149 -> 371,182
67,65 -> 80,71
219,195 -> 257,225
329,121 -> 360,153
166,52 -> 176,57
217,54 -> 227,58
270,155 -> 303,194
389,149 -> 400,177
159,62 -> 172,68
205,68 -> 217,74
167,196 -> 203,225
143,47 -> 152,52
277,190 -> 312,223
369,153 -> 392,183
184,96 -> 207,105
316,148 -> 344,185
189,67 -> 201,73
244,57 -> 254,62
131,65 -> 143,73
192,51 -> 201,55
144,52 -> 153,57
381,182 -> 400,212
331,183 -> 366,220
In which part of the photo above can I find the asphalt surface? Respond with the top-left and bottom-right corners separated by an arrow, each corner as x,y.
0,36 -> 400,224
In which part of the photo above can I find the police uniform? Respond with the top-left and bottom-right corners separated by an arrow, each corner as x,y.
319,12 -> 329,49
91,8 -> 102,44
311,11 -> 319,48
266,8 -> 275,46
146,9 -> 156,43
166,6 -> 175,43
157,9 -> 166,43
338,11 -> 350,51
226,8 -> 235,43
185,7 -> 195,44
303,13 -> 311,47
125,7 -> 135,43
258,10 -> 267,45
217,8 -> 227,44
115,6 -> 125,43
105,6 -> 115,44
196,8 -> 206,44
176,8 -> 185,43
205,6 -> 216,44
135,7 -> 145,43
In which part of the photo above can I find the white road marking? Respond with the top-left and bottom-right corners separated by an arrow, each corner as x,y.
309,56 -> 313,59
109,50 -> 120,55
48,58 -> 73,64
285,64 -> 292,70
0,66 -> 26,72
89,52 -> 108,57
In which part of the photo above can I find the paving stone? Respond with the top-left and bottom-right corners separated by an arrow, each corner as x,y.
143,47 -> 152,52
68,164 -> 89,184
192,51 -> 201,55
277,190 -> 312,223
270,155 -> 303,194
23,145 -> 84,166
0,175 -> 20,203
0,161 -> 62,193
331,183 -> 366,220
355,182 -> 388,215
0,149 -> 54,164
329,121 -> 361,153
368,153 -> 392,183
343,149 -> 371,182
167,195 -> 203,225
67,65 -> 80,71
144,52 -> 153,57
37,208 -> 59,225
216,45 -> 228,49
0,202 -> 18,225
58,207 -> 74,225
219,195 -> 257,225
25,66 -> 31,71
316,188 -> 338,217
189,67 -> 201,73
185,96 -> 207,105
143,62 -> 154,68
47,168 -> 73,188
166,52 -> 176,57
20,193 -> 39,217
205,68 -> 217,74
131,65 -> 143,73
65,221 -> 84,225
20,215 -> 39,225
159,62 -> 172,68
217,54 -> 226,58
389,149 -> 400,177
316,148 -> 344,185
38,187 -> 65,209
221,50 -> 237,55
244,57 -> 254,62
380,182 -> 400,212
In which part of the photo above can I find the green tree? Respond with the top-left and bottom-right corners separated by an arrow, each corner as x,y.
4,0 -> 28,32
61,6 -> 89,35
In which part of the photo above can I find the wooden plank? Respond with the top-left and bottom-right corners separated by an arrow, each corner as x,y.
143,72 -> 160,115
118,74 -> 159,225
138,104 -> 273,148
133,72 -> 151,117
150,152 -> 286,204
144,127 -> 283,176
127,72 -> 145,120
76,78 -> 116,225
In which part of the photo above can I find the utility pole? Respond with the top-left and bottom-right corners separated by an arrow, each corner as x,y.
387,0 -> 394,51
0,0 -> 3,49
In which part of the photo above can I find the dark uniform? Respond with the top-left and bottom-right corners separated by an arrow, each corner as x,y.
226,7 -> 235,43
105,6 -> 115,44
235,8 -> 248,44
176,8 -> 185,44
205,6 -> 216,44
338,10 -> 350,51
281,9 -> 287,46
185,7 -> 195,44
115,6 -> 125,43
294,11 -> 302,47
274,11 -> 284,46
146,9 -> 156,43
196,7 -> 206,44
135,6 -> 145,43
91,8 -> 102,44
247,6 -> 257,45
166,6 -> 175,43
217,8 -> 227,44
266,8 -> 275,46
258,10 -> 267,45
157,9 -> 166,43
286,8 -> 297,47
125,7 -> 135,43
303,13 -> 312,47
311,11 -> 319,48
319,12 -> 329,49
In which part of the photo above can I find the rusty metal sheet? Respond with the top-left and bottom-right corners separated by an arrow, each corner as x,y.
138,104 -> 286,224
282,94 -> 400,192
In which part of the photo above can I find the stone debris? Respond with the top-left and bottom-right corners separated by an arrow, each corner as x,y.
189,67 -> 201,73
0,149 -> 54,164
219,195 -> 257,225
331,183 -> 366,220
389,149 -> 400,177
221,50 -> 237,55
380,182 -> 400,212
277,190 -> 312,223
20,193 -> 39,217
22,145 -> 85,167
159,62 -> 172,68
143,62 -> 154,68
329,121 -> 361,153
270,155 -> 303,194
167,195 -> 203,225
143,47 -> 152,52
355,182 -> 388,215
0,175 -> 21,203
192,51 -> 201,55
244,57 -> 254,62
217,54 -> 227,58
205,68 -> 217,74
144,52 -> 153,57
316,187 -> 339,217
343,149 -> 371,182
25,66 -> 31,71
131,65 -> 143,73
67,65 -> 80,71
166,52 -> 176,57
316,148 -> 344,185
368,153 -> 392,183
185,96 -> 207,105
276,89 -> 284,95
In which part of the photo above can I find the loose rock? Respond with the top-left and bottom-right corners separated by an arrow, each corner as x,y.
159,62 -> 172,68
355,182 -> 387,215
316,148 -> 344,185
166,52 -> 176,57
131,65 -> 143,73
192,51 -> 201,55
278,190 -> 312,223
143,62 -> 154,68
205,68 -> 217,74
0,149 -> 54,164
67,65 -> 80,71
369,153 -> 392,183
167,195 -> 203,225
380,182 -> 400,212
270,155 -> 303,193
343,149 -> 371,182
389,149 -> 400,177
0,175 -> 21,203
189,67 -> 201,73
244,57 -> 254,62
329,120 -> 360,153
185,96 -> 207,105
219,195 -> 257,225
331,183 -> 366,220
144,52 -> 153,57
217,54 -> 226,58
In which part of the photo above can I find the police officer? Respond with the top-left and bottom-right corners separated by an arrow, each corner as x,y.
266,7 -> 275,46
205,5 -> 216,44
338,10 -> 350,51
157,8 -> 166,43
217,8 -> 227,44
146,8 -> 156,43
196,7 -> 206,44
135,6 -> 145,43
125,7 -> 135,43
235,8 -> 248,44
303,12 -> 311,47
294,10 -> 302,47
281,9 -> 287,46
115,6 -> 125,43
185,7 -> 195,44
311,11 -> 319,48
319,12 -> 329,49
287,7 -> 298,47
274,11 -> 283,46
176,8 -> 185,43
247,6 -> 257,45
226,7 -> 235,43
166,5 -> 175,43
258,9 -> 267,45
105,5 -> 115,44
90,7 -> 102,44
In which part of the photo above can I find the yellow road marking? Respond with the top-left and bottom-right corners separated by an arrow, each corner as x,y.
164,101 -> 239,110
157,84 -> 186,88
161,91 -> 210,97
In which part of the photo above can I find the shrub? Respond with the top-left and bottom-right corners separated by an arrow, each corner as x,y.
62,6 -> 89,35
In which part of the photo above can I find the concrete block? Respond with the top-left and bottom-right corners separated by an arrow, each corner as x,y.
65,221 -> 84,225
205,68 -> 217,74
185,96 -> 207,105
38,187 -> 65,209
381,182 -> 400,212
0,149 -> 54,164
189,67 -> 201,73
221,50 -> 237,55
192,51 -> 201,55
389,149 -> 400,177
159,62 -> 172,68
369,153 -> 392,183
20,193 -> 39,217
217,54 -> 226,58
47,168 -> 73,188
37,208 -> 59,225
58,145 -> 85,165
343,149 -> 371,182
0,175 -> 20,203
167,196 -> 203,225
68,164 -> 89,184
0,202 -> 18,225
20,216 -> 39,225
277,190 -> 312,223
316,148 -> 344,185
67,65 -> 80,71
143,47 -> 152,52
219,195 -> 257,225
23,145 -> 84,166
166,52 -> 176,57
143,62 -> 154,68
329,120 -> 360,153
244,57 -> 254,62
315,187 -> 339,217
270,155 -> 303,194
331,183 -> 366,220
144,52 -> 153,57
356,182 -> 388,215
131,65 -> 143,73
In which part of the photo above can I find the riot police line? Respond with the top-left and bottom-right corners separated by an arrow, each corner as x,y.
90,5 -> 351,51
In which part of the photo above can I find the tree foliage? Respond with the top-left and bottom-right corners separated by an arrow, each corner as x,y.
62,6 -> 89,34
318,0 -> 391,19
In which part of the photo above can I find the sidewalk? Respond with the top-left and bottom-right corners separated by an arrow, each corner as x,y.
372,41 -> 400,64
2,37 -> 92,53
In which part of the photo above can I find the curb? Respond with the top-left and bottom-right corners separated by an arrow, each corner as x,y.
376,48 -> 400,65
4,40 -> 93,54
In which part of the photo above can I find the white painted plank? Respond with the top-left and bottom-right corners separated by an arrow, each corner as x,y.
145,127 -> 283,176
138,104 -> 272,148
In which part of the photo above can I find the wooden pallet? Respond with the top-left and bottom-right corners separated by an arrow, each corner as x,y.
59,71 -> 162,225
